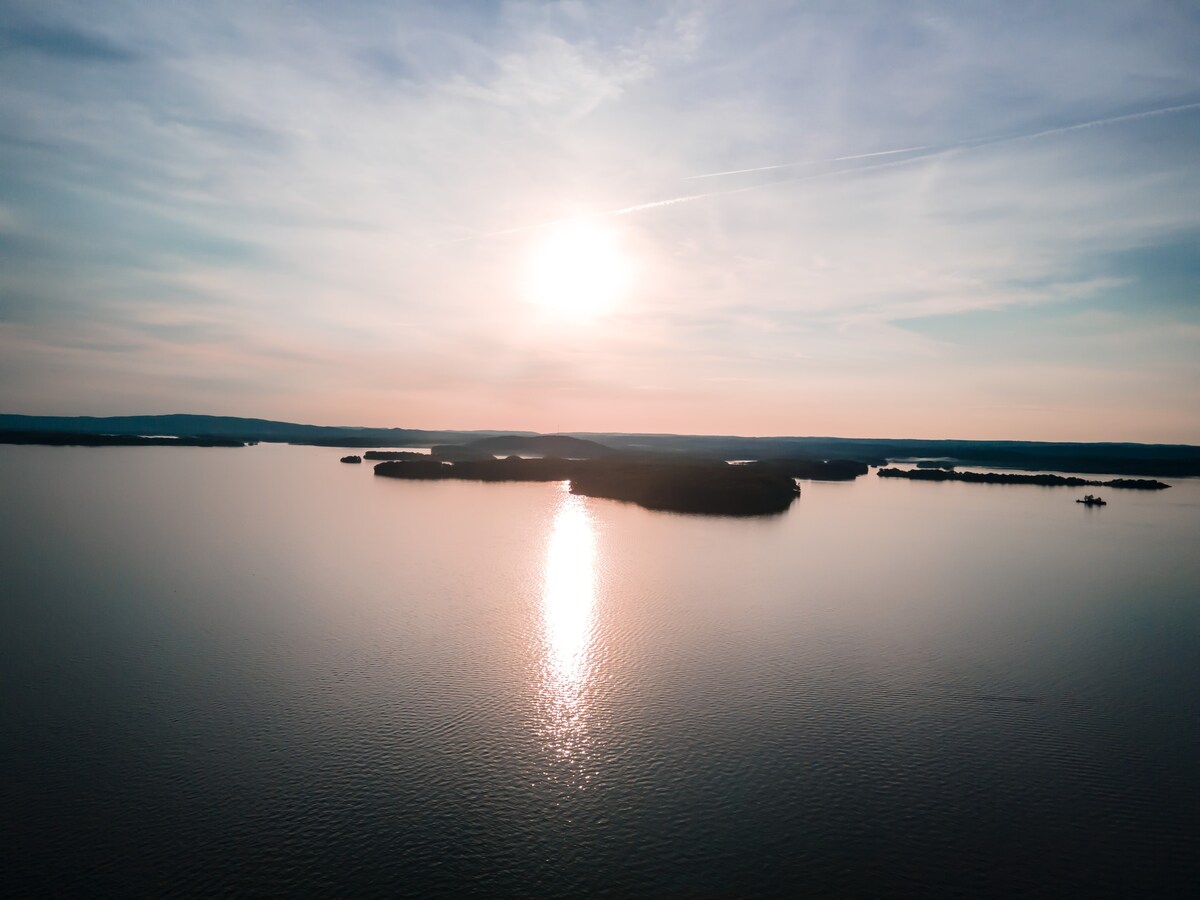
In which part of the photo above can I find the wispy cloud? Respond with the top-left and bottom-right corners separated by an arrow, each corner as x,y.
683,146 -> 931,180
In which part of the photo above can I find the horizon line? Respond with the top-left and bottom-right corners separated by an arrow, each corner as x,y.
1,411 -> 1196,448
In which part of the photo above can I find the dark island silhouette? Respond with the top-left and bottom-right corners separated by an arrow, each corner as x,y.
363,450 -> 431,461
374,456 -> 800,516
877,468 -> 1169,490
340,455 -> 362,464
5,414 -> 1199,477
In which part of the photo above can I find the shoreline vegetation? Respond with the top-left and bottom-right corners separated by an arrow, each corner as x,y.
877,468 -> 1169,490
0,430 -> 245,447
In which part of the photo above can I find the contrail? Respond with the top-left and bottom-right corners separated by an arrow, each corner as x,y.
610,191 -> 724,215
449,149 -> 942,242
611,149 -> 943,217
445,99 -> 1200,244
685,100 -> 1200,181
446,190 -> 741,242
961,99 -> 1200,147
683,146 -> 929,180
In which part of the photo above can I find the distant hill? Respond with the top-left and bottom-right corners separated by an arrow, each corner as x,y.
0,414 -> 532,447
0,429 -> 244,447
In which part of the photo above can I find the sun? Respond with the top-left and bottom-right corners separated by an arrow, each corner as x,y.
525,219 -> 631,318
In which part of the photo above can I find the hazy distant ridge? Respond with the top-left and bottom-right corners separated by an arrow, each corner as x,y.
0,414 -> 533,446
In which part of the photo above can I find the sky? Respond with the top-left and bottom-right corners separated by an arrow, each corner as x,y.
1,1 -> 1199,442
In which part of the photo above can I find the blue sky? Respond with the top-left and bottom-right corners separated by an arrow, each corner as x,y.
1,1 -> 1198,440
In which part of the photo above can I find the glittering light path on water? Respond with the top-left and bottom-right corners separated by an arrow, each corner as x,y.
537,488 -> 598,774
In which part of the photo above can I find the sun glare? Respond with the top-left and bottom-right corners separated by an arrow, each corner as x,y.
525,219 -> 631,318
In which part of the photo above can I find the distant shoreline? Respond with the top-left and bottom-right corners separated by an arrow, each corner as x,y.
2,413 -> 1199,477
0,430 -> 245,448
877,468 -> 1169,490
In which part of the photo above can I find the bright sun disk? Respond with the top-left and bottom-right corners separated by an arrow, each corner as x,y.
525,220 -> 631,318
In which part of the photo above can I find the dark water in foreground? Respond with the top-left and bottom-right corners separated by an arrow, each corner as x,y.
2,444 -> 1198,897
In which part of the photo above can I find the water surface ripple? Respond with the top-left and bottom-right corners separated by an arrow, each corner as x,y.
2,445 -> 1198,896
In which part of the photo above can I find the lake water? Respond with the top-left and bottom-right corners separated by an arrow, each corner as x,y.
2,444 -> 1198,896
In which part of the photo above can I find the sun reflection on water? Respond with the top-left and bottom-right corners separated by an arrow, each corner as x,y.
537,488 -> 598,772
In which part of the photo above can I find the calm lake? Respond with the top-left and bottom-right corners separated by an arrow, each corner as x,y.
3,444 -> 1198,896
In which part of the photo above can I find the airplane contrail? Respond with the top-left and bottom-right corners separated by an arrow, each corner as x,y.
448,149 -> 944,242
654,100 -> 1200,211
445,99 -> 1200,244
683,146 -> 929,180
612,149 -> 944,216
684,100 -> 1200,181
960,99 -> 1200,147
446,190 -> 745,242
